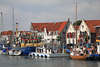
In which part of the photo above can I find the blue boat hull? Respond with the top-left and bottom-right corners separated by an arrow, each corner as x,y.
87,54 -> 100,61
21,47 -> 36,56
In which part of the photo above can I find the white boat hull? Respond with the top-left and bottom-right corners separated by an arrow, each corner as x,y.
29,52 -> 68,58
8,50 -> 21,56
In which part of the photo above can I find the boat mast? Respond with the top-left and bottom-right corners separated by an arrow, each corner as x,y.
75,0 -> 78,21
12,8 -> 15,45
0,12 -> 3,32
75,0 -> 78,45
16,22 -> 18,46
12,8 -> 15,32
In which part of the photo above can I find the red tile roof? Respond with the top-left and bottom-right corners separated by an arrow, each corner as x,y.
1,31 -> 13,35
85,20 -> 100,33
31,21 -> 67,33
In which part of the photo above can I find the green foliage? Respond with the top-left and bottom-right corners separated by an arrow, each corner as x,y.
57,36 -> 61,41
73,20 -> 82,26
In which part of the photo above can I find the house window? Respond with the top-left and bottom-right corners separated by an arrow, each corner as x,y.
68,39 -> 70,44
67,33 -> 70,38
73,38 -> 74,44
72,32 -> 75,38
82,25 -> 84,29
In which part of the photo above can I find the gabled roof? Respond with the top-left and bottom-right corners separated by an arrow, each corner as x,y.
85,20 -> 100,33
31,21 -> 67,33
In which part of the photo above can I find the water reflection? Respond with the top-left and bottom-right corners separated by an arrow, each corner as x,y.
0,55 -> 100,67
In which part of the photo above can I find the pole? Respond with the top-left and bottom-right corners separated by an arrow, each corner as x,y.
12,8 -> 15,32
75,0 -> 78,46
0,12 -> 3,32
16,22 -> 18,37
11,8 -> 15,45
75,0 -> 78,21
16,22 -> 18,46
76,27 -> 77,46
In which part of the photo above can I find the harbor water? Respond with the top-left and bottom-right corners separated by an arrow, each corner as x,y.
0,55 -> 100,67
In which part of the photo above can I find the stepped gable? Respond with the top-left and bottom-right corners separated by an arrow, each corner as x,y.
85,20 -> 100,33
31,21 -> 67,33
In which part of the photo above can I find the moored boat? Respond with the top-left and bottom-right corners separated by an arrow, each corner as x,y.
70,55 -> 87,60
8,48 -> 22,56
86,54 -> 100,61
29,46 -> 68,58
29,52 -> 68,58
8,46 -> 36,56
21,46 -> 36,56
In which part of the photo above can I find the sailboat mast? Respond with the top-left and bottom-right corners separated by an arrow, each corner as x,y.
12,8 -> 15,32
11,8 -> 15,45
0,12 -> 3,32
75,0 -> 78,21
74,0 -> 78,45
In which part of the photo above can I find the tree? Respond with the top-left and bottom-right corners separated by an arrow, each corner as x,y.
73,20 -> 82,26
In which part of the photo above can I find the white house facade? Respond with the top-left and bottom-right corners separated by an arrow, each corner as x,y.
79,20 -> 91,44
66,23 -> 76,45
42,28 -> 58,43
66,19 -> 91,45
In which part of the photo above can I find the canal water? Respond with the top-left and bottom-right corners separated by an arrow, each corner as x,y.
0,55 -> 100,67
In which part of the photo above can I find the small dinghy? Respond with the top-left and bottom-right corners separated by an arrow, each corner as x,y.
70,55 -> 87,60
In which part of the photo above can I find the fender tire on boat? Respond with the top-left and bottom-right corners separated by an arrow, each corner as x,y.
45,55 -> 47,58
32,54 -> 35,57
41,55 -> 43,57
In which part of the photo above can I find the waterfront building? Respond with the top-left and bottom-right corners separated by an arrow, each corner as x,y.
31,21 -> 68,44
66,19 -> 100,46
95,26 -> 100,45
66,21 -> 76,45
0,30 -> 13,40
66,19 -> 90,46
0,30 -> 13,45
84,20 -> 100,44
76,20 -> 100,45
78,20 -> 91,44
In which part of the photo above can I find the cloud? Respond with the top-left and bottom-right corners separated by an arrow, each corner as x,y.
77,0 -> 100,19
0,0 -> 100,31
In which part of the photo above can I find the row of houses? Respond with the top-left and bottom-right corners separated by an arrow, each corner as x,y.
31,19 -> 100,45
66,20 -> 100,45
0,19 -> 100,46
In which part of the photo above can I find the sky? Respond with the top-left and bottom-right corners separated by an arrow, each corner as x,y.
0,0 -> 100,31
